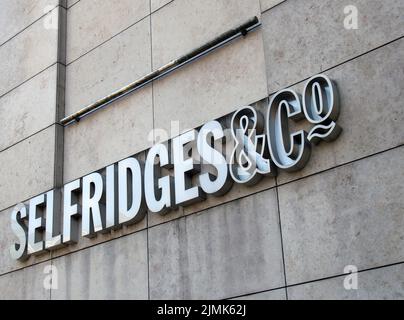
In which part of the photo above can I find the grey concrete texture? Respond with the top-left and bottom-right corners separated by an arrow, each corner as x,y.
151,0 -> 261,67
288,263 -> 404,300
148,206 -> 185,228
65,17 -> 151,116
153,30 -> 268,139
0,0 -> 60,46
277,37 -> 404,184
183,174 -> 276,216
149,189 -> 285,299
51,230 -> 148,299
232,289 -> 287,300
0,125 -> 58,211
148,174 -> 276,228
0,6 -> 62,97
0,262 -> 50,300
50,210 -> 147,260
63,85 -> 153,184
260,0 -> 285,12
279,146 -> 404,285
261,0 -> 404,94
0,207 -> 51,276
66,0 -> 79,9
151,0 -> 173,13
0,65 -> 60,151
1,0 -> 404,301
66,0 -> 149,64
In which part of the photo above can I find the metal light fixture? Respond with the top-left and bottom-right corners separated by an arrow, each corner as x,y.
60,16 -> 261,126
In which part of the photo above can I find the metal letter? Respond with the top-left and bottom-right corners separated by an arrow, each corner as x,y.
45,190 -> 63,250
10,203 -> 28,261
105,164 -> 118,230
82,172 -> 106,238
28,194 -> 46,255
118,157 -> 146,225
197,121 -> 233,195
145,143 -> 174,215
302,74 -> 342,144
62,179 -> 81,244
267,89 -> 311,171
230,106 -> 275,184
173,130 -> 206,206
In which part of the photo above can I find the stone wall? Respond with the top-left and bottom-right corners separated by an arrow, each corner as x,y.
0,0 -> 403,299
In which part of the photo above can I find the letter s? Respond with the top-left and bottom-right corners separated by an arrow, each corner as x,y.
198,121 -> 233,196
10,203 -> 28,261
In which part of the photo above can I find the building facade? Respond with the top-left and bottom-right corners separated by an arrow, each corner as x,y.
0,0 -> 403,300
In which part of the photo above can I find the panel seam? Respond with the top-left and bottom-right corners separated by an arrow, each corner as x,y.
0,4 -> 65,49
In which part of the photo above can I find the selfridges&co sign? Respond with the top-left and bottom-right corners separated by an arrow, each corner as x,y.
10,74 -> 342,261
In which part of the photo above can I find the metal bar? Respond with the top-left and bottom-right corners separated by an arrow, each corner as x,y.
60,16 -> 260,126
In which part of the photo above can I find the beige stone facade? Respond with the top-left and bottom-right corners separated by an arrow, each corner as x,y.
0,0 -> 403,300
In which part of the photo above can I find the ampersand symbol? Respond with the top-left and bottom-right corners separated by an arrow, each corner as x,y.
229,106 -> 275,185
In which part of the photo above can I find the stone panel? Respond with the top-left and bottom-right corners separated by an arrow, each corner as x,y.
232,289 -> 287,300
277,38 -> 404,184
63,87 -> 153,183
0,6 -> 61,97
0,0 -> 60,45
260,0 -> 285,12
0,64 -> 59,151
151,0 -> 261,67
66,0 -> 79,8
66,0 -> 149,63
0,125 -> 57,211
0,262 -> 50,300
288,264 -> 404,300
279,147 -> 404,285
261,0 -> 404,94
153,30 -> 268,139
65,17 -> 151,115
149,189 -> 284,299
51,230 -> 148,299
151,0 -> 173,13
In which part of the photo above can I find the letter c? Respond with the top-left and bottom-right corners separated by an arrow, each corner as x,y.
266,89 -> 311,171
